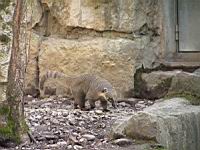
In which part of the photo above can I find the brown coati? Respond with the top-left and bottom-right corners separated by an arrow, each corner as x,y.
24,84 -> 40,98
40,71 -> 117,111
44,86 -> 56,96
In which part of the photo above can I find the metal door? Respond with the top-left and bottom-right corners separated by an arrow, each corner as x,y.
178,0 -> 200,52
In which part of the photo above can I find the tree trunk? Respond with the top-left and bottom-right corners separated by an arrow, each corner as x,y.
4,0 -> 25,144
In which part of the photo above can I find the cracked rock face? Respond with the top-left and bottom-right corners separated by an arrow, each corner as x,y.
25,0 -> 162,98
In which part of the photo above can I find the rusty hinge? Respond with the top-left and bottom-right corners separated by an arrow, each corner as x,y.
175,24 -> 179,41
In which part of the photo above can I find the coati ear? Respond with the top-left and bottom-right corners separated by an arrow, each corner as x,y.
102,88 -> 108,93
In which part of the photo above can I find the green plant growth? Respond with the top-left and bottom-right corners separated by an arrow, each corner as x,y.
165,91 -> 200,105
0,34 -> 11,44
0,0 -> 11,11
153,148 -> 167,150
0,105 -> 27,143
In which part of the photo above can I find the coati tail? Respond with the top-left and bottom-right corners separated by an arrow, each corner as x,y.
39,71 -> 66,90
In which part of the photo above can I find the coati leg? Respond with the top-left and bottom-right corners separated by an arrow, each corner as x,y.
100,100 -> 109,112
74,95 -> 86,110
109,98 -> 116,108
72,88 -> 87,111
78,97 -> 87,111
88,99 -> 95,110
74,101 -> 78,109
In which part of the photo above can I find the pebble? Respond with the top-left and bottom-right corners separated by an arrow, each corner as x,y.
44,134 -> 58,140
82,134 -> 96,141
148,100 -> 154,105
138,100 -> 145,104
74,145 -> 83,149
45,144 -> 58,148
79,138 -> 86,143
69,134 -> 79,143
62,111 -> 69,117
57,141 -> 67,146
51,118 -> 59,124
113,138 -> 133,146
67,145 -> 73,149
135,103 -> 146,109
95,110 -> 103,115
20,97 -> 150,149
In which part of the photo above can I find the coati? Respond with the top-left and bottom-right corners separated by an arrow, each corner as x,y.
44,86 -> 56,96
40,71 -> 117,111
24,84 -> 40,98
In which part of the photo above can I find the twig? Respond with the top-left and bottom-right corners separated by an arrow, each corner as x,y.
27,131 -> 38,144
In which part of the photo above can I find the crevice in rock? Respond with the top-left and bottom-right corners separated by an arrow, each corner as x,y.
30,0 -> 161,41
33,19 -> 136,40
32,1 -> 50,37
31,1 -> 136,40
133,23 -> 160,37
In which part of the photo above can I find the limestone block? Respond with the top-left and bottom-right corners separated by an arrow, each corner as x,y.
37,37 -> 139,97
111,98 -> 200,150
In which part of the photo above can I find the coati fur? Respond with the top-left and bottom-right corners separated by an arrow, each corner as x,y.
40,71 -> 117,111
24,84 -> 40,98
44,86 -> 56,96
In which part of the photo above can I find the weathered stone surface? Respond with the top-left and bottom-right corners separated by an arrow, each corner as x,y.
25,32 -> 41,85
168,72 -> 200,101
82,134 -> 95,141
24,0 -> 162,97
37,37 -> 139,97
193,68 -> 200,75
142,70 -> 181,89
111,98 -> 200,150
27,0 -> 43,28
136,70 -> 200,101
38,0 -> 160,33
113,138 -> 133,146
138,70 -> 181,99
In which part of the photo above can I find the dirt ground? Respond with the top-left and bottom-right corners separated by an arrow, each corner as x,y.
1,97 -> 159,150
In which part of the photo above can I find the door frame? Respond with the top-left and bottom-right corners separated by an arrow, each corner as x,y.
162,0 -> 200,66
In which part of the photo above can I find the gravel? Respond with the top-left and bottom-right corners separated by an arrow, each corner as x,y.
3,97 -> 154,150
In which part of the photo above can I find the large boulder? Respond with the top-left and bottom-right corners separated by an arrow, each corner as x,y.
111,98 -> 200,150
135,70 -> 200,102
35,36 -> 141,97
39,0 -> 160,33
168,71 -> 200,104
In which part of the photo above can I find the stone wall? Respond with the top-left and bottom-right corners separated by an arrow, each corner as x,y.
0,0 -> 13,101
26,0 -> 163,97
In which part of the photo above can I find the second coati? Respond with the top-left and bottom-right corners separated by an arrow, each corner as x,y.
24,84 -> 40,98
40,71 -> 117,111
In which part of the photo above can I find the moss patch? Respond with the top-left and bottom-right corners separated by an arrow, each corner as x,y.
0,34 -> 11,44
153,148 -> 167,150
0,105 -> 9,115
0,0 -> 11,11
0,105 -> 20,143
166,91 -> 200,105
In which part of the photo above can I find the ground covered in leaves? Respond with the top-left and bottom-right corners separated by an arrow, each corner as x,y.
2,97 -> 156,150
